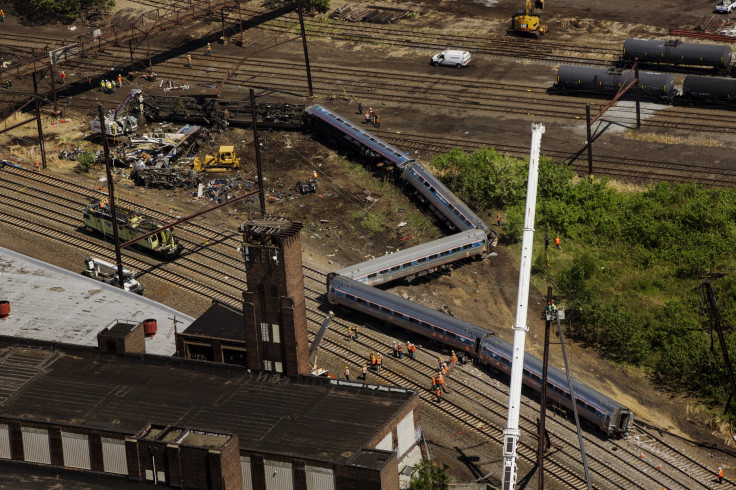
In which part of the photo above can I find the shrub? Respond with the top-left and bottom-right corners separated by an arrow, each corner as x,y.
75,150 -> 95,173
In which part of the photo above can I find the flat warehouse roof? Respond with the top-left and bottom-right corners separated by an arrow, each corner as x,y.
0,343 -> 416,464
0,247 -> 194,356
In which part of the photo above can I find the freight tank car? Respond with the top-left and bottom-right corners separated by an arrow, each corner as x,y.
682,75 -> 736,104
555,65 -> 675,101
83,200 -> 182,260
622,38 -> 732,70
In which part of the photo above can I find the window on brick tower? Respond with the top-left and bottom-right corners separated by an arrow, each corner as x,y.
274,361 -> 283,373
271,324 -> 280,343
260,322 -> 269,341
264,360 -> 272,371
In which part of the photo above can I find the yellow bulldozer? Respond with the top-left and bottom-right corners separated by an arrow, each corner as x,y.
511,0 -> 547,38
192,146 -> 241,172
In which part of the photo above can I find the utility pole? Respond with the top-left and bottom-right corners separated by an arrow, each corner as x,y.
537,285 -> 553,489
295,0 -> 314,97
586,104 -> 593,175
249,88 -> 266,216
32,73 -> 47,169
98,105 -> 126,290
501,123 -> 545,490
701,274 -> 736,412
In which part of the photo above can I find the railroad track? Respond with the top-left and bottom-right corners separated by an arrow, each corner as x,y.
300,265 -> 726,490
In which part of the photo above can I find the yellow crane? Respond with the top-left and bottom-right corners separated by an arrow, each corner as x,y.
511,0 -> 547,38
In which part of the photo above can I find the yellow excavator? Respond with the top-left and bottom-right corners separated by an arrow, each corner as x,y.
511,0 -> 547,38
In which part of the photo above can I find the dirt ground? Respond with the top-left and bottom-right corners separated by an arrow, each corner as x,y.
1,0 -> 736,484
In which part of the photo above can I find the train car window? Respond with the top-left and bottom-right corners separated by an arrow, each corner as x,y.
408,317 -> 419,324
428,254 -> 439,260
436,328 -> 446,336
402,262 -> 412,268
420,321 -> 431,330
429,186 -> 436,193
390,266 -> 401,272
462,244 -> 471,250
452,247 -> 461,254
417,257 -> 427,263
440,251 -> 449,257
346,294 -> 356,301
368,302 -> 379,309
356,298 -> 366,305
392,310 -> 403,318
367,273 -> 378,279
423,181 -> 430,188
380,269 -> 389,275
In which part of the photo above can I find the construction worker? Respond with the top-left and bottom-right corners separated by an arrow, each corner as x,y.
369,107 -> 374,120
207,43 -> 212,56
106,80 -> 112,93
364,111 -> 370,124
406,342 -> 412,359
451,350 -> 457,363
347,326 -> 353,341
376,114 -> 380,128
554,235 -> 561,250
312,170 -> 319,181
100,79 -> 105,92
411,343 -> 416,359
436,385 -> 442,403
719,466 -> 724,484
344,366 -> 350,381
111,80 -> 116,93
117,74 -> 123,87
358,102 -> 362,114
60,71 -> 66,84
430,375 -> 436,391
187,54 -> 192,68
354,324 -> 359,340
398,343 -> 403,359
377,353 -> 382,371
438,373 -> 447,393
361,364 -> 367,381
371,352 -> 376,370
392,341 -> 398,357
0,10 -> 5,22
35,160 -> 40,171
497,213 -> 501,226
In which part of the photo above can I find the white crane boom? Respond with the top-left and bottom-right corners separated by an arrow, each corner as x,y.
501,123 -> 545,490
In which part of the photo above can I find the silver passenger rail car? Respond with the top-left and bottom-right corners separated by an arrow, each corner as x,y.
327,274 -> 634,436
328,229 -> 488,287
401,161 -> 496,243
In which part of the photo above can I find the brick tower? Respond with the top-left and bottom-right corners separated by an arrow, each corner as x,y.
240,216 -> 309,376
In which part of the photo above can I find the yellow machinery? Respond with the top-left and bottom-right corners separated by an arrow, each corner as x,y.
511,0 -> 547,38
192,145 -> 241,172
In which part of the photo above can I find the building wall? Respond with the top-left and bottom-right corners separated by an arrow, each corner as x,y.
242,226 -> 309,377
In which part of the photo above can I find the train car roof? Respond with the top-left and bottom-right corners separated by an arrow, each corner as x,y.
330,275 -> 491,338
305,105 -> 413,167
402,162 -> 489,233
332,229 -> 486,279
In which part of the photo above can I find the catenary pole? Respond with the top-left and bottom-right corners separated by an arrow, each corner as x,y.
501,123 -> 545,490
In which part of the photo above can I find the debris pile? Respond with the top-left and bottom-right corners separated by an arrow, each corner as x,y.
331,4 -> 412,23
131,167 -> 199,189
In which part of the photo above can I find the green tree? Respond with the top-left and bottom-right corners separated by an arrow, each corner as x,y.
75,150 -> 95,173
409,460 -> 451,490
303,0 -> 330,14
13,0 -> 113,23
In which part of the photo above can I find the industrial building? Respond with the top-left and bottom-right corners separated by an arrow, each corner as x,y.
0,338 -> 420,489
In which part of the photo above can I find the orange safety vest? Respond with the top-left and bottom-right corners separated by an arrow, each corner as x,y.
555,236 -> 560,245
411,345 -> 416,353
377,356 -> 382,365
371,356 -> 376,366
719,468 -> 724,477
362,366 -> 367,374
398,345 -> 403,352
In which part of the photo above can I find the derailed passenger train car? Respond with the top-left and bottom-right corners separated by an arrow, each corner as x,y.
327,275 -> 635,436
555,65 -> 675,101
622,37 -> 732,70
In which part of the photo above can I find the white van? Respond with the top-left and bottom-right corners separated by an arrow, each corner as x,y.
431,50 -> 471,68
